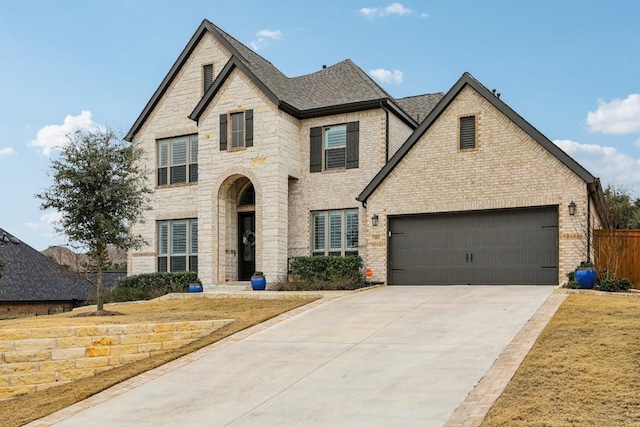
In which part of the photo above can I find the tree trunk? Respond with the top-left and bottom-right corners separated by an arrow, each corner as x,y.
95,244 -> 106,312
97,261 -> 104,311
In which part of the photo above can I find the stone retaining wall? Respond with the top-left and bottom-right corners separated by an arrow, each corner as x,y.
0,319 -> 233,399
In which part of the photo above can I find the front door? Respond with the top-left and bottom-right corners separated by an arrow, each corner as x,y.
238,212 -> 256,281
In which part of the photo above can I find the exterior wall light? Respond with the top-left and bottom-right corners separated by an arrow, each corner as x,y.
371,214 -> 379,227
568,201 -> 576,216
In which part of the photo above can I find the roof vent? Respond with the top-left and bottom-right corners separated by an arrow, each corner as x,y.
322,65 -> 327,69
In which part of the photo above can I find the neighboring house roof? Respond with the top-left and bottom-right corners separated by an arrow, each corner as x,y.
357,72 -> 610,227
126,19 -> 428,141
395,93 -> 445,123
0,228 -> 119,302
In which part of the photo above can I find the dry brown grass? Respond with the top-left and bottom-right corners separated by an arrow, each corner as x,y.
0,296 -> 318,427
483,293 -> 640,426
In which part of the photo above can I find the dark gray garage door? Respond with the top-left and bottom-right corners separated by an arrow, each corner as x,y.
388,207 -> 558,285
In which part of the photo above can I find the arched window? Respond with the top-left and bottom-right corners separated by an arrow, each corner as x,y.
239,184 -> 255,206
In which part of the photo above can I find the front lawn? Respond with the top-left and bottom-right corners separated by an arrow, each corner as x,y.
483,293 -> 640,426
0,296 -> 318,427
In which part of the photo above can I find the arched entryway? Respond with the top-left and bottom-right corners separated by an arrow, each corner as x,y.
217,174 -> 259,282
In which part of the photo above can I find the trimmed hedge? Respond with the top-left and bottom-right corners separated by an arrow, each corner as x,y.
274,256 -> 367,291
599,277 -> 631,292
109,271 -> 201,302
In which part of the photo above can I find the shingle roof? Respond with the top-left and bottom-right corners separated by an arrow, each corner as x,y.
0,228 -> 122,302
127,19 -> 429,141
395,93 -> 445,123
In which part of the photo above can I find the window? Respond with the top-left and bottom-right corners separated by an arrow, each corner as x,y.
459,115 -> 476,150
312,209 -> 358,256
231,112 -> 244,149
203,64 -> 213,93
157,135 -> 198,186
324,125 -> 346,170
157,219 -> 198,272
219,110 -> 253,151
310,122 -> 359,172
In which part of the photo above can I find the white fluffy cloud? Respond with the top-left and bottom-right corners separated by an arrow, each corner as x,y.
29,110 -> 103,156
0,147 -> 15,157
250,29 -> 283,51
369,68 -> 403,84
358,3 -> 429,19
554,139 -> 640,193
586,94 -> 640,135
24,211 -> 63,231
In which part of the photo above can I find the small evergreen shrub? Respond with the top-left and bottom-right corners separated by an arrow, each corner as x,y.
599,277 -> 632,293
275,256 -> 367,291
565,280 -> 580,289
617,278 -> 631,292
109,271 -> 201,302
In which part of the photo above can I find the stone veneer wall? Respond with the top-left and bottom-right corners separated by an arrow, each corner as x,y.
0,319 -> 232,399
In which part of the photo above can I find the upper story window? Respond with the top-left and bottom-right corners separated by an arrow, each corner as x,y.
459,115 -> 476,150
312,209 -> 359,256
203,64 -> 214,93
157,219 -> 198,272
231,112 -> 245,149
310,122 -> 359,173
324,125 -> 347,170
157,135 -> 198,186
219,109 -> 253,151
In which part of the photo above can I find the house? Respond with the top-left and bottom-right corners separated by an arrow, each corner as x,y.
0,228 -> 122,316
125,19 -> 608,287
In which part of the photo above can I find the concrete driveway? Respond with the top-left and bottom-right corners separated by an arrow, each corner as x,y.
42,285 -> 554,427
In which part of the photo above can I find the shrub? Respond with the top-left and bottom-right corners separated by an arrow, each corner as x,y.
276,256 -> 367,291
108,271 -> 201,302
599,278 -> 619,292
618,278 -> 631,292
599,277 -> 632,293
565,280 -> 580,289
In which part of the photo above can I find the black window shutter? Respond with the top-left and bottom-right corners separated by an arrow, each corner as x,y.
245,109 -> 253,147
310,127 -> 322,173
346,121 -> 359,169
219,114 -> 227,151
460,116 -> 476,149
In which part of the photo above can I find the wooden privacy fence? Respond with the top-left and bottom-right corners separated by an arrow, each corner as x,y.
594,229 -> 640,288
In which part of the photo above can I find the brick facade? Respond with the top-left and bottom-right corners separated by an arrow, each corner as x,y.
364,86 -> 603,284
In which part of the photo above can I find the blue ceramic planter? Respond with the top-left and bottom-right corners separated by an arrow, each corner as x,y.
574,268 -> 596,289
188,283 -> 203,293
251,276 -> 266,291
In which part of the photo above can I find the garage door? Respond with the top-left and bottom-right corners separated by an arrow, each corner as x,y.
388,207 -> 558,285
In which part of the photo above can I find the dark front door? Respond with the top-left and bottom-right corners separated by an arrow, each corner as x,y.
238,212 -> 256,281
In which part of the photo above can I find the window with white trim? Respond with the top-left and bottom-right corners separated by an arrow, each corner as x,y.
157,219 -> 198,272
312,209 -> 358,256
310,122 -> 359,172
324,125 -> 347,170
157,135 -> 198,186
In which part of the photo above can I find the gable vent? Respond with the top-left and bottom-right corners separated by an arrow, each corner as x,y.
203,64 -> 213,93
460,116 -> 476,150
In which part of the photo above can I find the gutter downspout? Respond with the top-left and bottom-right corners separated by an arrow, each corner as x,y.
382,101 -> 390,163
587,185 -> 593,263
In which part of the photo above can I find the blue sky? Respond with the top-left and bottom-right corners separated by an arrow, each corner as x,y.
1,1 -> 639,251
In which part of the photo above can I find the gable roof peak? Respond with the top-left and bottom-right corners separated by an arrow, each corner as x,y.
358,71 -> 599,204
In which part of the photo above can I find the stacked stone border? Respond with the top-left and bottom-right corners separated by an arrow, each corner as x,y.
0,318 -> 233,400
